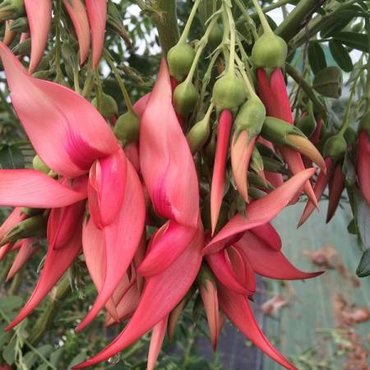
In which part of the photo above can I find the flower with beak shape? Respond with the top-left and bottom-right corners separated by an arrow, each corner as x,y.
0,42 -> 145,331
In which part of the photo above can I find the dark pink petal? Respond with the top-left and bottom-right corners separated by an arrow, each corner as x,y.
6,217 -> 82,330
63,0 -> 90,64
147,316 -> 168,370
73,227 -> 203,369
140,59 -> 199,227
86,0 -> 107,69
235,232 -> 322,280
204,168 -> 315,254
327,164 -> 345,223
357,131 -> 370,206
218,285 -> 297,370
211,110 -> 233,233
138,221 -> 198,277
206,250 -> 248,294
0,170 -> 86,208
24,0 -> 51,72
124,143 -> 140,172
0,42 -> 119,177
88,150 -> 126,228
77,160 -> 145,331
250,223 -> 281,251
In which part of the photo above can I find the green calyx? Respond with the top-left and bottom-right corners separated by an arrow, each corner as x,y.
251,32 -> 287,69
92,93 -> 118,119
323,134 -> 347,159
32,155 -> 50,174
173,81 -> 199,117
212,73 -> 247,110
313,67 -> 343,99
167,43 -> 196,82
234,96 -> 266,140
114,111 -> 140,145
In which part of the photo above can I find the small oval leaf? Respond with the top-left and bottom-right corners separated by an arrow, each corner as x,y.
308,42 -> 327,75
329,40 -> 353,72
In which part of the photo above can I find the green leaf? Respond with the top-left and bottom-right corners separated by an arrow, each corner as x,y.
0,144 -> 25,169
0,331 -> 12,348
329,40 -> 353,72
357,197 -> 370,249
50,347 -> 64,366
356,249 -> 370,277
333,32 -> 369,52
307,42 -> 327,75
2,341 -> 16,365
0,296 -> 23,311
23,351 -> 38,369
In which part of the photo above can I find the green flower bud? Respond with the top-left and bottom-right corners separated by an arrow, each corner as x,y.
212,73 -> 247,110
32,155 -> 50,174
167,43 -> 196,81
173,81 -> 199,117
313,66 -> 342,98
323,134 -> 347,159
251,32 -> 287,69
114,111 -> 140,145
208,23 -> 223,49
186,111 -> 212,154
296,114 -> 316,138
92,93 -> 118,119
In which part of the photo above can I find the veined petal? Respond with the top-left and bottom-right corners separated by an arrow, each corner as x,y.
73,227 -> 203,369
86,0 -> 107,69
63,0 -> 90,64
147,316 -> 168,370
204,168 -> 315,254
218,285 -> 297,370
0,169 -> 86,208
6,218 -> 82,330
77,160 -> 145,331
0,42 -> 119,177
235,232 -> 322,280
24,0 -> 51,72
140,59 -> 199,227
88,149 -> 126,228
211,110 -> 233,234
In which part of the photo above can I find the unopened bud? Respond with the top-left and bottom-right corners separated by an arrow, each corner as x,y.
173,81 -> 199,117
32,155 -> 50,174
92,93 -> 118,119
313,66 -> 342,98
323,134 -> 347,159
167,43 -> 195,81
208,22 -> 223,49
114,111 -> 140,145
296,113 -> 316,138
187,108 -> 212,154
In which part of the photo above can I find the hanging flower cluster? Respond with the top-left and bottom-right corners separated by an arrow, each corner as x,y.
0,0 -> 369,369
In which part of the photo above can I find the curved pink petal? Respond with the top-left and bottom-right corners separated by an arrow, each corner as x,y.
133,93 -> 151,117
86,0 -> 107,69
73,227 -> 203,369
218,285 -> 297,370
124,143 -> 140,172
206,250 -> 248,294
88,150 -> 126,228
140,59 -> 199,227
6,217 -> 82,330
211,109 -> 233,234
235,232 -> 322,280
147,316 -> 168,370
77,159 -> 145,331
63,0 -> 90,64
327,164 -> 345,223
250,223 -> 281,251
0,169 -> 86,208
358,131 -> 370,206
0,42 -> 119,177
204,168 -> 315,254
24,0 -> 51,72
138,221 -> 198,277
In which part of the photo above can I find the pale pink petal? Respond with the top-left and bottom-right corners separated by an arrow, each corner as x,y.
147,316 -> 168,370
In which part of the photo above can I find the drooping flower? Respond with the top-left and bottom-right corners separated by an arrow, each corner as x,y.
357,129 -> 370,206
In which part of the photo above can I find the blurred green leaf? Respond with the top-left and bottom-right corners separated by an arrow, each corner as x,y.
308,42 -> 327,74
329,40 -> 353,72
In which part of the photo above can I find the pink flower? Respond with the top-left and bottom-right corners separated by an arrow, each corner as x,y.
358,130 -> 370,205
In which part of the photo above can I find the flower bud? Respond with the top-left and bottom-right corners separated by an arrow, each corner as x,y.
313,66 -> 342,98
251,33 -> 287,69
167,43 -> 195,81
173,81 -> 199,117
92,93 -> 118,119
296,113 -> 316,138
32,155 -> 50,174
114,111 -> 140,145
208,22 -> 223,49
0,0 -> 24,21
187,112 -> 211,154
212,73 -> 247,110
323,134 -> 347,159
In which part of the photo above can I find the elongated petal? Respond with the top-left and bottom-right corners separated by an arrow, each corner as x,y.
0,42 -> 119,177
231,133 -> 255,203
204,168 -> 315,254
6,218 -> 82,330
63,0 -> 90,64
86,0 -> 107,69
138,221 -> 197,277
235,232 -> 322,280
147,316 -> 168,370
218,285 -> 297,370
74,227 -> 203,369
0,208 -> 26,242
211,110 -> 233,234
3,21 -> 16,45
88,150 -> 126,228
24,0 -> 51,72
6,239 -> 38,281
77,160 -> 145,331
358,131 -> 370,206
0,169 -> 86,208
140,60 -> 199,227
206,250 -> 248,294
327,164 -> 345,223
250,223 -> 281,251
